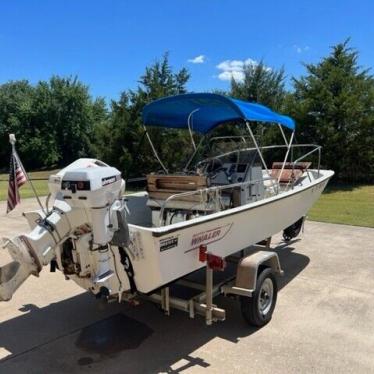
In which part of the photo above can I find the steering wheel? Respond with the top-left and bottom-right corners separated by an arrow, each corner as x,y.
206,158 -> 223,173
198,157 -> 232,183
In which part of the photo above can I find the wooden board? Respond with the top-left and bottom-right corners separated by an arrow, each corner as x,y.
271,162 -> 311,170
270,162 -> 311,184
146,174 -> 209,202
270,169 -> 303,183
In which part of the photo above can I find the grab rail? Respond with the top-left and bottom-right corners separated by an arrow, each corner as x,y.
159,176 -> 279,226
291,145 -> 321,178
196,144 -> 321,172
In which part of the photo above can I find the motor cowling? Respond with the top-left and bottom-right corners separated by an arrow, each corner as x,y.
0,158 -> 131,301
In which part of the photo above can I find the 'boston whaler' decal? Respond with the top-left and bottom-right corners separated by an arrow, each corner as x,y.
186,223 -> 233,253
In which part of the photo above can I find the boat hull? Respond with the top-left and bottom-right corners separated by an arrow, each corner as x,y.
128,170 -> 334,293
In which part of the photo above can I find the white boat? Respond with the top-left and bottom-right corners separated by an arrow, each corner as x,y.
0,93 -> 333,326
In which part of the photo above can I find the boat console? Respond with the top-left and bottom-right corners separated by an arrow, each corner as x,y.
146,158 -> 265,226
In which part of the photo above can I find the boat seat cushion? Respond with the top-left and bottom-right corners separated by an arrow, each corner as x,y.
271,162 -> 311,184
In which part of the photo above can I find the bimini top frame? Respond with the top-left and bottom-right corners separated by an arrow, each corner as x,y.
141,93 -> 296,180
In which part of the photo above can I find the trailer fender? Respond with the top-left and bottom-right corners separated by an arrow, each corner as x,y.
235,251 -> 283,293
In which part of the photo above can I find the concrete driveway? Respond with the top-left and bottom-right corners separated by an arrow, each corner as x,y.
0,198 -> 373,373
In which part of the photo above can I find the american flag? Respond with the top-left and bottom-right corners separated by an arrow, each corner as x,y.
6,151 -> 27,213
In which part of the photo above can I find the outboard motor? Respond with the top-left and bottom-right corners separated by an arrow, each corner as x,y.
0,159 -> 131,301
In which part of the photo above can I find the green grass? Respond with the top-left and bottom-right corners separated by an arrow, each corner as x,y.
0,169 -> 58,201
308,184 -> 374,228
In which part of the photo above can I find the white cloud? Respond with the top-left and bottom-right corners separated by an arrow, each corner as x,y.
294,45 -> 310,54
217,70 -> 245,82
216,58 -> 269,82
188,55 -> 205,64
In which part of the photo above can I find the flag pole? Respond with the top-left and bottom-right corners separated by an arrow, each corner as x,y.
9,134 -> 47,216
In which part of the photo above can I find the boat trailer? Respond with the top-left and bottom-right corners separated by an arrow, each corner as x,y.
141,239 -> 283,327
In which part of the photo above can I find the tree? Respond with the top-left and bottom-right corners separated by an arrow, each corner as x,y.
231,61 -> 286,110
32,76 -> 107,166
0,81 -> 34,168
137,52 -> 189,101
94,54 -> 191,176
289,40 -> 374,181
0,76 -> 106,170
230,61 -> 288,155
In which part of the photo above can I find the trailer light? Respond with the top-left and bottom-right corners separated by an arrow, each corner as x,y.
207,253 -> 226,271
199,244 -> 207,262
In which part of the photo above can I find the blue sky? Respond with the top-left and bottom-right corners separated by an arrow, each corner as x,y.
1,1 -> 373,100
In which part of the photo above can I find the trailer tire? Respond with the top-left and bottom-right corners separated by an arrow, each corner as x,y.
240,267 -> 277,327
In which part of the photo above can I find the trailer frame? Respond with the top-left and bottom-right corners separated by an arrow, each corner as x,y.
141,238 -> 283,326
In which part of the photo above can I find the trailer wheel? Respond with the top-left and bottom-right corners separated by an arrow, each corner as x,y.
240,268 -> 277,327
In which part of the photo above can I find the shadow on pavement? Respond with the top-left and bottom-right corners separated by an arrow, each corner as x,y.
0,242 -> 309,373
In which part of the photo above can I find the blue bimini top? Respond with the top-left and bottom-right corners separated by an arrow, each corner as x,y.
142,93 -> 295,133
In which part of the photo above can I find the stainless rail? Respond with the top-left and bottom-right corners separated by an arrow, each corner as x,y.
196,143 -> 322,180
159,177 -> 279,226
292,146 -> 321,177
196,144 -> 321,167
